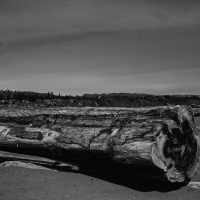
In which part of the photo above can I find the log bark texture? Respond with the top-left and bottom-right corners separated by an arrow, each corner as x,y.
0,105 -> 199,183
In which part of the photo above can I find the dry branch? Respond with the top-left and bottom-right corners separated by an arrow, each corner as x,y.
0,105 -> 199,183
0,150 -> 79,170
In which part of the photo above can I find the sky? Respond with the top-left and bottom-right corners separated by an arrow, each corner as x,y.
0,0 -> 200,95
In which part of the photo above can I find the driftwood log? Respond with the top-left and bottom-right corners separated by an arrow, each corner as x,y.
0,105 -> 199,183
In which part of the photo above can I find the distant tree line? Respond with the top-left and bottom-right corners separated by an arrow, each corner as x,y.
0,92 -> 200,108
0,92 -> 65,102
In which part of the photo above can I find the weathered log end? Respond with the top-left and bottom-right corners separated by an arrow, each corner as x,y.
152,105 -> 200,182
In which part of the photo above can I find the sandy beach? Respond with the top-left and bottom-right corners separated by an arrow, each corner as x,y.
0,165 -> 200,200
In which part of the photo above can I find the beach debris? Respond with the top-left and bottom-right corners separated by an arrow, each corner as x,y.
188,181 -> 200,189
0,161 -> 54,170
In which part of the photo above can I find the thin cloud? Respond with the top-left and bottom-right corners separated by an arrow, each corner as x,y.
1,0 -> 200,43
